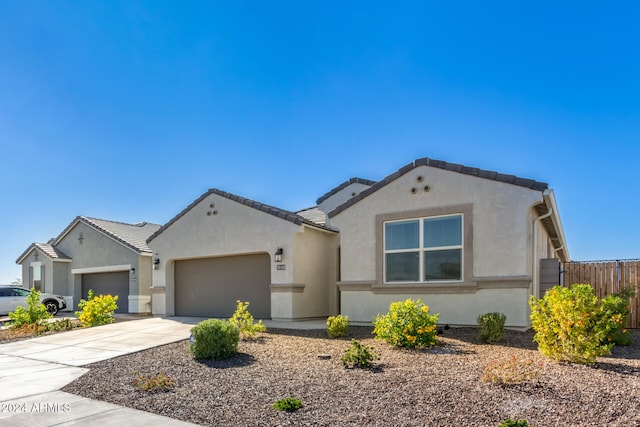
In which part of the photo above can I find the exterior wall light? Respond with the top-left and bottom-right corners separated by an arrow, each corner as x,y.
274,248 -> 284,263
153,257 -> 160,270
130,267 -> 136,274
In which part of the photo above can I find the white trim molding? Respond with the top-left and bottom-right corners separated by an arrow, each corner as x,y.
71,264 -> 132,275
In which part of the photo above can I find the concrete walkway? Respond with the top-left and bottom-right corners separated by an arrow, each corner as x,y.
0,316 -> 326,426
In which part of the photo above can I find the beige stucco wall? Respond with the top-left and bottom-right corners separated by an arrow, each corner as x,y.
290,226 -> 339,319
318,182 -> 373,215
331,165 -> 550,328
55,221 -> 148,312
341,287 -> 532,327
149,191 -> 338,319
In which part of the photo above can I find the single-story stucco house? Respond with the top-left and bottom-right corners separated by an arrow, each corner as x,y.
16,216 -> 161,313
148,156 -> 568,328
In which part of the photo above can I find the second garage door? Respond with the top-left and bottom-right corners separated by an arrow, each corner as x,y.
81,271 -> 129,314
175,253 -> 271,318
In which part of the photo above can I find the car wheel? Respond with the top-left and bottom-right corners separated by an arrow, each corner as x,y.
44,301 -> 59,316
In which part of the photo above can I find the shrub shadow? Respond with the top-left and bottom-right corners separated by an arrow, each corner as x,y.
591,360 -> 640,376
195,352 -> 256,369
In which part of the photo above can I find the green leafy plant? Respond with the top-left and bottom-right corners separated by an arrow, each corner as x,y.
530,284 -> 626,364
373,298 -> 439,348
229,300 -> 266,339
75,290 -> 118,327
132,371 -> 175,392
341,339 -> 379,369
477,312 -> 506,344
8,287 -> 52,328
602,287 -> 635,346
273,397 -> 303,412
189,318 -> 239,359
44,318 -> 80,332
483,355 -> 542,384
498,419 -> 530,427
326,314 -> 349,338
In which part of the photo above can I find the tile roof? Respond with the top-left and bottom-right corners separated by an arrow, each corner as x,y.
77,217 -> 161,254
147,188 -> 337,243
316,177 -> 376,205
328,157 -> 549,218
16,243 -> 71,264
296,206 -> 326,226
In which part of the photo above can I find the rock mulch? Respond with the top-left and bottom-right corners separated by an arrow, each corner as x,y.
62,327 -> 640,426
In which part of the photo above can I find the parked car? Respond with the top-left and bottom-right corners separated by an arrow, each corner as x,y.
0,286 -> 67,316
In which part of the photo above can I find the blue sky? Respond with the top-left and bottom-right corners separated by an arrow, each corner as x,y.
1,1 -> 638,284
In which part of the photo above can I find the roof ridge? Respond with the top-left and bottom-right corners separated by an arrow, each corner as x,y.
148,188 -> 336,244
81,216 -> 161,228
328,157 -> 549,218
316,177 -> 376,205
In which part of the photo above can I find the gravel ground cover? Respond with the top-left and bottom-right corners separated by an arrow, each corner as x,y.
62,327 -> 640,426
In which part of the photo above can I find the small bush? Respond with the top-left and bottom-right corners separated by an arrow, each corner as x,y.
133,371 -> 175,392
373,298 -> 439,348
45,318 -> 80,332
602,287 -> 635,346
189,318 -> 239,360
8,288 -> 52,328
326,314 -> 349,338
273,397 -> 303,412
341,339 -> 379,369
483,355 -> 542,384
530,284 -> 623,364
477,312 -> 506,344
229,300 -> 266,340
498,419 -> 530,427
75,290 -> 118,327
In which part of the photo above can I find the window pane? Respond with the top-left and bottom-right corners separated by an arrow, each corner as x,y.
385,220 -> 419,250
424,216 -> 461,248
424,249 -> 462,281
386,252 -> 419,282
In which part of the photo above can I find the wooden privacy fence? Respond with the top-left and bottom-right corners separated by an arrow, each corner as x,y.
561,259 -> 640,329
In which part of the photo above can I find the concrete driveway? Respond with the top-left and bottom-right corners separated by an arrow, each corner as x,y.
0,316 -> 200,426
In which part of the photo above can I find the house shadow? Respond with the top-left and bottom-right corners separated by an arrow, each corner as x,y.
435,327 -> 539,352
195,352 -> 256,369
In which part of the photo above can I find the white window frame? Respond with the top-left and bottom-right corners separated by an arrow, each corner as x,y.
383,213 -> 464,284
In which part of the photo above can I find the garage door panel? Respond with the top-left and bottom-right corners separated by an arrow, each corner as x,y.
175,254 -> 270,318
81,271 -> 129,314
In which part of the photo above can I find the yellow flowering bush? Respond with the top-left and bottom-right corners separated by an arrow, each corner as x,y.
75,289 -> 118,327
373,298 -> 439,348
326,314 -> 349,338
529,284 -> 623,364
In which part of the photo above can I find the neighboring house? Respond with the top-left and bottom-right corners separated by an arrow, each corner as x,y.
16,217 -> 161,313
147,156 -> 568,328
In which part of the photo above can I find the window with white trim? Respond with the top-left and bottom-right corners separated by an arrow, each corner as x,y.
384,214 -> 463,283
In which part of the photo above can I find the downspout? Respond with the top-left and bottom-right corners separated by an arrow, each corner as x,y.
532,207 -> 553,299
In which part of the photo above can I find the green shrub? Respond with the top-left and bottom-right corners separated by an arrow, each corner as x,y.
341,339 -> 379,369
477,312 -> 506,344
273,397 -> 303,412
229,300 -> 266,339
75,290 -> 118,327
45,318 -> 80,332
132,371 -> 175,392
530,284 -> 622,364
483,355 -> 542,384
373,298 -> 439,348
498,419 -> 530,427
9,288 -> 52,328
326,314 -> 349,338
189,318 -> 239,360
602,287 -> 635,345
